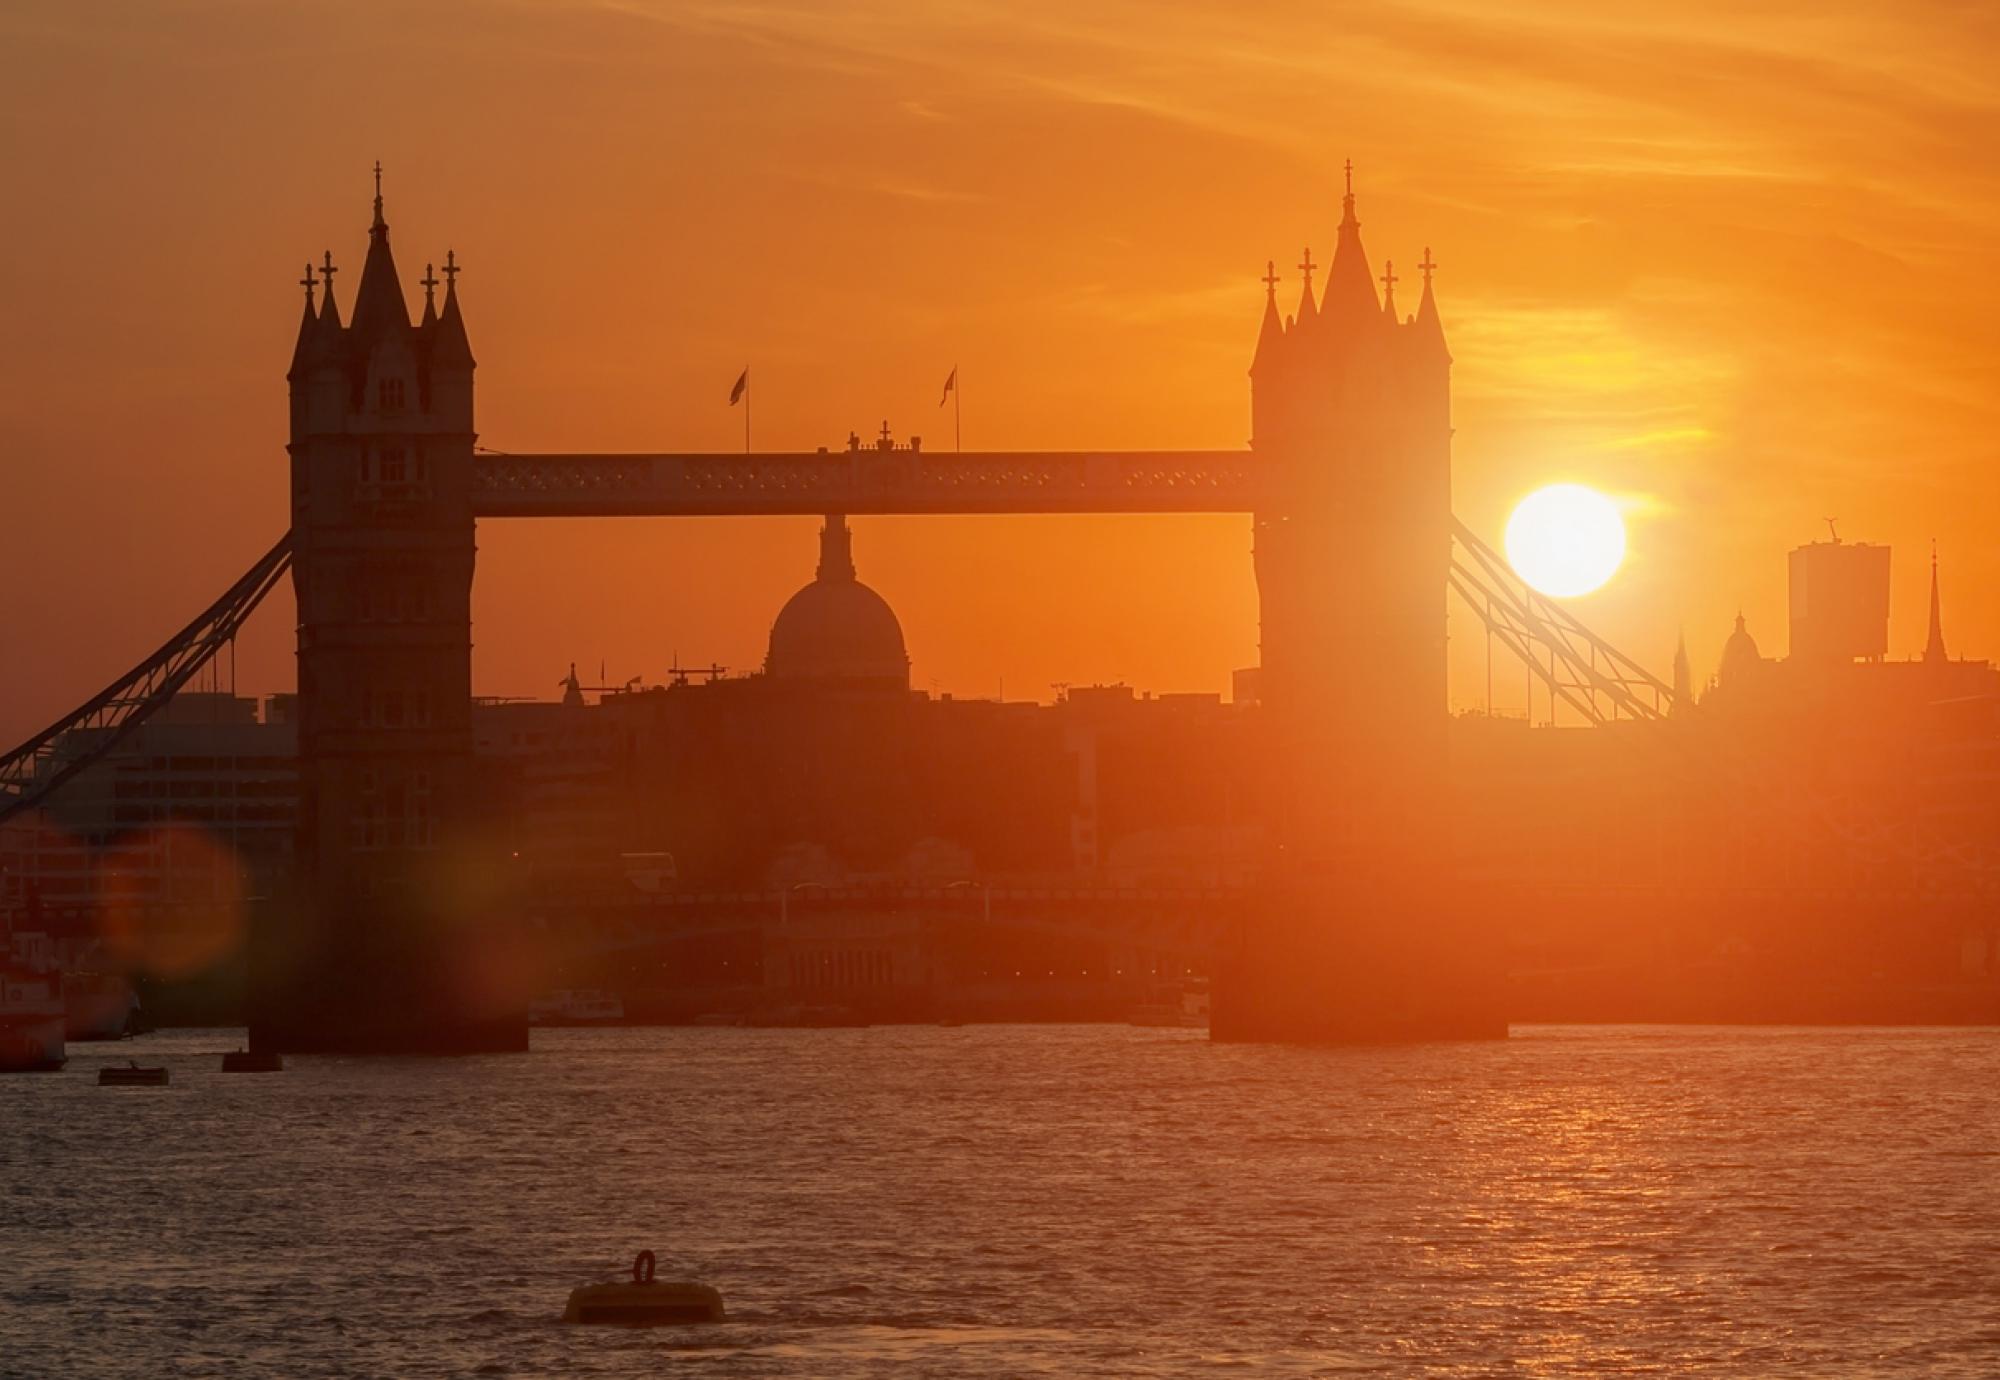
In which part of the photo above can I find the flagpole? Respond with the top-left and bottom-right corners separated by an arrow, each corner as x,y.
954,364 -> 961,451
744,366 -> 751,454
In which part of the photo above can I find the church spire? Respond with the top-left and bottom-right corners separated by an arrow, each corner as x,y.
1319,157 -> 1379,328
1925,540 -> 1948,664
1672,627 -> 1692,713
1379,260 -> 1398,323
1250,260 -> 1284,376
818,513 -> 856,582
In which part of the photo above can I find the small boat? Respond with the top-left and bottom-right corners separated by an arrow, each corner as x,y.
222,1049 -> 283,1072
564,1250 -> 724,1326
99,1061 -> 169,1087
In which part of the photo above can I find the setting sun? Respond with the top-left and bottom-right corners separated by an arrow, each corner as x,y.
1504,484 -> 1627,598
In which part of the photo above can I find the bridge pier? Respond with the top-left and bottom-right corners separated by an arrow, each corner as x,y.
1212,878 -> 1506,1043
1219,178 -> 1505,1043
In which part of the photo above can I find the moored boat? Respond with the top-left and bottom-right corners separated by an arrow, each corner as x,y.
99,1061 -> 170,1086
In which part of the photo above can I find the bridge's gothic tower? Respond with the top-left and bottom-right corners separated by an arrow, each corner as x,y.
1222,169 -> 1500,1040
253,179 -> 521,1052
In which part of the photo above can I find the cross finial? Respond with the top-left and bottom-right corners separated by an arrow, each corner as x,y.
1344,158 -> 1354,196
1261,259 -> 1280,297
879,419 -> 893,446
1380,261 -> 1398,293
421,262 -> 439,310
442,249 -> 460,290
320,250 -> 337,293
1297,247 -> 1316,285
1419,247 -> 1436,287
300,262 -> 317,307
373,160 -> 382,196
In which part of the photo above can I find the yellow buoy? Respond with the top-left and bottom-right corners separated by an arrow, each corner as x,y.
563,1251 -> 724,1326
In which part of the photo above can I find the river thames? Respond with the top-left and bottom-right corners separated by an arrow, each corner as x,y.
5,1024 -> 1999,1377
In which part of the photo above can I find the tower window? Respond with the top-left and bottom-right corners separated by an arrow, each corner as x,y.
380,448 -> 406,484
378,378 -> 406,411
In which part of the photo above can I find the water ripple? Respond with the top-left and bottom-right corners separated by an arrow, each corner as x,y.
3,1025 -> 1999,1376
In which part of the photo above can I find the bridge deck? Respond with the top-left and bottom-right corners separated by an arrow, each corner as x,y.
471,450 -> 1269,517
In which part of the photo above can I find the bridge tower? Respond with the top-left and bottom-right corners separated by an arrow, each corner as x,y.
1221,169 -> 1503,1041
252,176 -> 523,1053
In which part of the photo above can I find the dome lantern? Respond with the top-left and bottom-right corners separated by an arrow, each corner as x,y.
764,514 -> 910,687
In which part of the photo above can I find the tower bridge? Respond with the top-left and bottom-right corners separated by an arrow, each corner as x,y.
0,167 -> 1682,1052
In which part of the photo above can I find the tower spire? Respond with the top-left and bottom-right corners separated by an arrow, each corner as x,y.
288,262 -> 321,378
1320,157 -> 1378,326
1412,245 -> 1450,361
1250,259 -> 1285,377
318,250 -> 341,323
1294,247 -> 1318,327
1673,627 -> 1692,712
1380,260 -> 1398,321
432,249 -> 475,370
350,165 -> 408,339
1925,539 -> 1948,664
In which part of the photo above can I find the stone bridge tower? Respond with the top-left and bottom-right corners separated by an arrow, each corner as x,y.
253,174 -> 521,1053
1219,167 -> 1501,1041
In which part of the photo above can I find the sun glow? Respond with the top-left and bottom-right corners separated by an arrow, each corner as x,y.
1504,484 -> 1627,598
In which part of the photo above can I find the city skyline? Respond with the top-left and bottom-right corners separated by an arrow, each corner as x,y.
4,1 -> 1997,744
7,8 -> 2000,1375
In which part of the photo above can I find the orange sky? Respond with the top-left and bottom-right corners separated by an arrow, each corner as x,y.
3,1 -> 1997,741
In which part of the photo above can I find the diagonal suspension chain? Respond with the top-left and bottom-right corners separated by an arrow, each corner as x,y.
1448,516 -> 1676,724
0,532 -> 292,829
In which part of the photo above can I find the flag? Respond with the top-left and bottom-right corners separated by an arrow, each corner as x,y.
938,366 -> 956,408
728,368 -> 748,405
